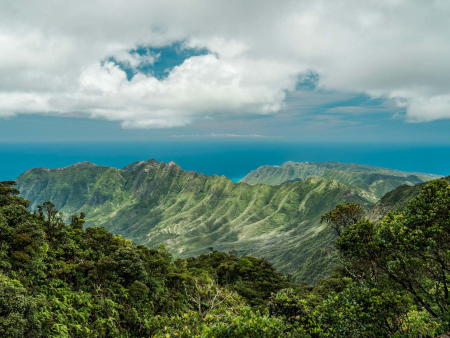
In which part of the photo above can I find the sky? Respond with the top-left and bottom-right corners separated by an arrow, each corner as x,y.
1,0 -> 450,144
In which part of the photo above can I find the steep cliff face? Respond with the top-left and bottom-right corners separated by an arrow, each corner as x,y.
16,159 -> 374,284
240,161 -> 441,198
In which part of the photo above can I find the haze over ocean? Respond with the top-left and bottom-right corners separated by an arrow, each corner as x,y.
2,141 -> 449,182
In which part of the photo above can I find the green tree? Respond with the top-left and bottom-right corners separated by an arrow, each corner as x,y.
337,179 -> 450,323
0,181 -> 29,208
320,202 -> 364,236
0,275 -> 42,337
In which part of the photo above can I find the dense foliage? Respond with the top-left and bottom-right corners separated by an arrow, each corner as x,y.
0,181 -> 296,337
266,179 -> 450,337
2,178 -> 450,337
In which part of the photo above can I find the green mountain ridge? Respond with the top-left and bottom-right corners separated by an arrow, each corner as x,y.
240,161 -> 441,198
15,159 -> 374,284
366,175 -> 450,222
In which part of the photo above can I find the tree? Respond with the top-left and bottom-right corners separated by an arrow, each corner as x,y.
0,181 -> 29,208
316,281 -> 432,337
112,247 -> 148,285
69,212 -> 85,230
37,201 -> 63,238
320,202 -> 364,236
0,275 -> 42,337
268,288 -> 317,330
187,276 -> 237,318
337,179 -> 450,322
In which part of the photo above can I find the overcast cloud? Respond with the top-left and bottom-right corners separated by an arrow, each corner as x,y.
1,0 -> 449,128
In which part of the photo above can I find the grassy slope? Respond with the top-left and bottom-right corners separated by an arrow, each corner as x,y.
240,161 -> 441,198
16,159 -> 374,284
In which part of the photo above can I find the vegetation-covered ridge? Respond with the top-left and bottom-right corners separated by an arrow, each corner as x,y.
240,161 -> 441,198
2,179 -> 450,337
366,175 -> 450,222
15,159 -> 374,284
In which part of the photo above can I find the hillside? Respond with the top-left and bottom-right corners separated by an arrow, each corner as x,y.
240,161 -> 441,198
366,175 -> 450,222
15,159 -> 374,284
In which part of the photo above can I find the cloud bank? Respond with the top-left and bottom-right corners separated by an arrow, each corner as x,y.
1,0 -> 450,127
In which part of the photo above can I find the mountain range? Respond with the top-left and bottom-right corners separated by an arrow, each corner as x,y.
14,159 -> 442,284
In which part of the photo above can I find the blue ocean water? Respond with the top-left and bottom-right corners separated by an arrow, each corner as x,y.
1,141 -> 449,181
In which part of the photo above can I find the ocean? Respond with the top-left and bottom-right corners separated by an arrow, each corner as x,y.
1,141 -> 450,181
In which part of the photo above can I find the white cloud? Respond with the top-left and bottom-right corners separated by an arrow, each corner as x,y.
404,95 -> 450,122
0,0 -> 449,127
47,55 -> 297,128
113,50 -> 160,69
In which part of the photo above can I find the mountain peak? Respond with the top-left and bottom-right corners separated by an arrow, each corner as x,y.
146,159 -> 160,165
122,159 -> 160,171
167,160 -> 180,168
159,160 -> 182,171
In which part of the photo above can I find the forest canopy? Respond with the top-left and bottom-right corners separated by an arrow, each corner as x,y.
0,179 -> 449,337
